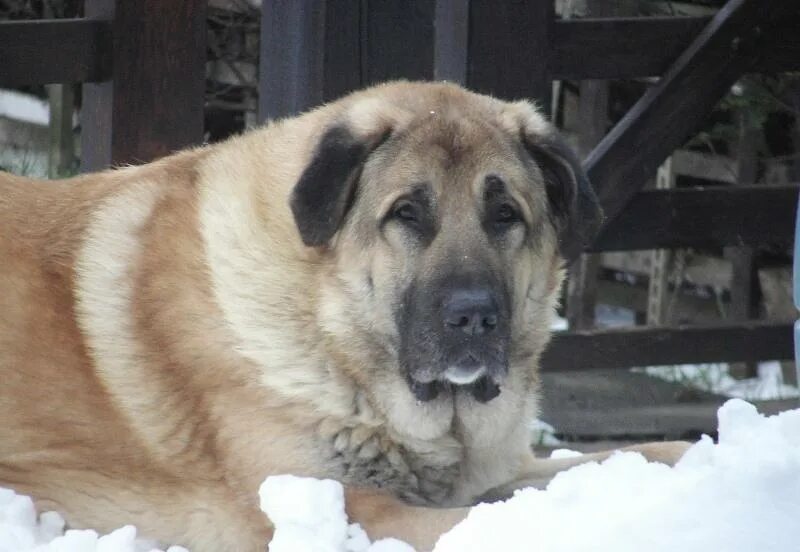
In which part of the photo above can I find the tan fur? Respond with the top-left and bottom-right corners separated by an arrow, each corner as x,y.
0,81 -> 688,551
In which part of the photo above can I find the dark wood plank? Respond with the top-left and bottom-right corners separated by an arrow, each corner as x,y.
434,0 -> 469,83
583,0 -> 794,226
362,0 -> 436,85
762,14 -> 800,72
551,16 -> 709,80
566,80 -> 609,329
0,19 -> 111,86
468,0 -> 554,108
725,115 -> 761,379
322,2 -> 362,102
542,399 -> 799,440
258,0 -> 326,121
47,84 -> 76,178
542,321 -> 794,372
590,185 -> 798,251
81,0 -> 207,170
552,12 -> 799,80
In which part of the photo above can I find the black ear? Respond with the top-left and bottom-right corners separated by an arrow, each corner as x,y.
523,132 -> 604,263
290,125 -> 376,247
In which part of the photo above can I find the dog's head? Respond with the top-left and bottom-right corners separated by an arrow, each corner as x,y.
290,82 -> 602,404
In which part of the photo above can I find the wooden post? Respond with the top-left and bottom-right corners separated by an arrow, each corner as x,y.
726,111 -> 761,378
434,0 -> 469,84
47,83 -> 76,178
647,158 -> 676,325
258,1 -> 361,122
81,0 -> 207,171
468,0 -> 554,109
259,0 -> 325,122
566,79 -> 609,329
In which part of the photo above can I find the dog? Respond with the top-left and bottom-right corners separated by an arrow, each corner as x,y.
0,81 -> 689,551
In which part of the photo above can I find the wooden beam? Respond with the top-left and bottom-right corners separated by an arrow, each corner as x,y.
258,1 -> 362,119
362,0 -> 436,85
646,158 -> 676,325
566,79 -> 609,330
725,113 -> 761,379
543,399 -> 799,440
81,0 -> 207,170
551,12 -> 800,80
672,149 -> 737,184
468,0 -> 554,108
602,251 -> 733,291
542,321 -> 794,372
0,19 -> 111,86
47,84 -> 76,178
583,0 -> 794,226
592,185 -> 799,251
321,2 -> 362,102
434,0 -> 470,83
552,16 -> 709,80
258,0 -> 326,121
758,15 -> 800,73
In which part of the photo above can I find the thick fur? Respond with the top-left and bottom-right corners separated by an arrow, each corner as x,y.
0,81 -> 687,551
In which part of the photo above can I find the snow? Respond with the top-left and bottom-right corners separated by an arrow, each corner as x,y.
437,399 -> 800,552
0,490 -> 187,552
264,400 -> 800,552
0,90 -> 49,127
3,399 -> 799,551
258,475 -> 414,552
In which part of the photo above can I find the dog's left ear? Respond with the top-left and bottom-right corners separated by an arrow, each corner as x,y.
497,99 -> 603,262
522,129 -> 604,262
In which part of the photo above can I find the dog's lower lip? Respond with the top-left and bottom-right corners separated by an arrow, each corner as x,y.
443,364 -> 486,385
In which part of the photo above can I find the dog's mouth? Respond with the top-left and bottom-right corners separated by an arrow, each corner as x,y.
407,374 -> 502,403
404,350 -> 508,403
406,357 -> 504,403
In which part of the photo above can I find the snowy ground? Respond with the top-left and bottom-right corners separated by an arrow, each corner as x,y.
3,399 -> 799,551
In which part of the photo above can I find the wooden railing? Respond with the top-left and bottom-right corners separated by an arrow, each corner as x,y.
0,0 -> 206,170
2,0 -> 799,373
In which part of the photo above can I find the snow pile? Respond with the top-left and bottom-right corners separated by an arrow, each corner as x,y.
262,399 -> 800,552
259,476 -> 413,552
0,489 -> 187,552
3,399 -> 799,551
436,399 -> 800,552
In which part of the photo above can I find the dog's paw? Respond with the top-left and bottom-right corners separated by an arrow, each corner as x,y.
623,440 -> 693,466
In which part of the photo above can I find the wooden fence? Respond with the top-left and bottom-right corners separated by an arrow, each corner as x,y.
0,0 -> 207,170
1,0 -> 799,373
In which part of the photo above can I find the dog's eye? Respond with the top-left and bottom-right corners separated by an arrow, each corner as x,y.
392,202 -> 419,223
494,203 -> 521,225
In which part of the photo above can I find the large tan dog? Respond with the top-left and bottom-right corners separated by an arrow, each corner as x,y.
0,81 -> 687,551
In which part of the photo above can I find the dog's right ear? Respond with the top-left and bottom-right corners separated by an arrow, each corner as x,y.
290,125 -> 375,247
290,100 -> 406,247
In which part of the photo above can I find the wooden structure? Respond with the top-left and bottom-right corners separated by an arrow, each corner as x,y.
0,0 -> 207,170
1,0 -> 799,373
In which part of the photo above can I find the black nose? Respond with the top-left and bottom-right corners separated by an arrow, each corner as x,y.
442,289 -> 499,336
